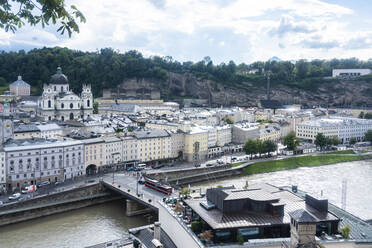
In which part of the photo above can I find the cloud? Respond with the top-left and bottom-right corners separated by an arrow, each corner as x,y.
299,38 -> 339,49
269,15 -> 317,37
343,35 -> 372,50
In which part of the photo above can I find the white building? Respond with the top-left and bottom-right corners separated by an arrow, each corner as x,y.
122,136 -> 138,162
3,139 -> 85,192
0,151 -> 5,193
39,67 -> 93,121
332,69 -> 371,78
37,123 -> 63,139
103,137 -> 122,165
296,117 -> 372,143
232,122 -> 260,144
216,125 -> 232,147
169,131 -> 185,159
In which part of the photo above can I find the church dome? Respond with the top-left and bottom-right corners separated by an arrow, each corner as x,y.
49,67 -> 68,84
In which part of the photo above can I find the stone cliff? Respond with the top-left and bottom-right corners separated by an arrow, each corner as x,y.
106,72 -> 372,107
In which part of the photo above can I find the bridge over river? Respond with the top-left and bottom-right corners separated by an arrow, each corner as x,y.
101,173 -> 179,216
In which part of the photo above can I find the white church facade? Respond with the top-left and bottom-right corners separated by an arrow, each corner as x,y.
38,67 -> 93,121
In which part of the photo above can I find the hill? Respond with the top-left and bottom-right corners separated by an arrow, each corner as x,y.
1,47 -> 372,107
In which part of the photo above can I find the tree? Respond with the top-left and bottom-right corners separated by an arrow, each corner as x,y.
365,130 -> 372,142
283,132 -> 300,151
243,139 -> 258,159
315,133 -> 328,150
93,101 -> 98,114
330,136 -> 340,146
0,0 -> 85,37
225,117 -> 234,124
349,137 -> 357,145
358,111 -> 365,119
264,140 -> 278,155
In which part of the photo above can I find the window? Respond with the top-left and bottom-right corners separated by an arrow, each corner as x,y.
48,100 -> 51,108
61,103 -> 64,109
70,103 -> 73,109
87,99 -> 90,107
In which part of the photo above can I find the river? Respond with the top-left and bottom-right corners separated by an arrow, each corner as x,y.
0,200 -> 155,248
0,160 -> 371,248
194,160 -> 372,220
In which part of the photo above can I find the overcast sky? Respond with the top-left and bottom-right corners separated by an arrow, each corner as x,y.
1,0 -> 372,64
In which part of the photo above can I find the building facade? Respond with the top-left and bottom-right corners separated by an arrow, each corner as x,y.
3,140 -> 85,192
82,138 -> 105,174
134,130 -> 171,163
39,67 -> 93,121
0,151 -> 5,193
184,128 -> 208,162
10,76 -> 31,96
296,117 -> 372,143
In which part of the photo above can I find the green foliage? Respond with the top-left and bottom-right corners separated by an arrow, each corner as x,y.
225,118 -> 234,124
349,137 -> 357,145
364,113 -> 372,119
365,130 -> 372,142
0,0 -> 85,37
216,185 -> 223,188
191,221 -> 203,232
283,132 -> 300,151
315,133 -> 328,149
243,139 -> 258,158
93,101 -> 99,114
237,235 -> 244,245
180,188 -> 190,195
330,136 -> 340,146
359,111 -> 365,119
340,225 -> 351,239
242,154 -> 370,176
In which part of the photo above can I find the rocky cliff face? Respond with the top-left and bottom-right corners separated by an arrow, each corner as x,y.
115,72 -> 372,107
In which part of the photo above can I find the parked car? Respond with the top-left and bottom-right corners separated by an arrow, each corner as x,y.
194,164 -> 201,168
8,193 -> 21,200
206,163 -> 214,167
37,181 -> 51,188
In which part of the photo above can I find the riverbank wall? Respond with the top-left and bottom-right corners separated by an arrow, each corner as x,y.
0,183 -> 118,227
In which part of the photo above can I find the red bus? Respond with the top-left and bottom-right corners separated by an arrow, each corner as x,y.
144,177 -> 173,194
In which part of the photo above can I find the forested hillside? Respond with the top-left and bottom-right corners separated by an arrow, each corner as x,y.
1,47 -> 372,106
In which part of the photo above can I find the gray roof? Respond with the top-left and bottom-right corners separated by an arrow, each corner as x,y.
14,124 -> 39,133
134,129 -> 170,139
10,76 -> 30,87
49,67 -> 68,85
289,209 -> 317,223
185,184 -> 339,230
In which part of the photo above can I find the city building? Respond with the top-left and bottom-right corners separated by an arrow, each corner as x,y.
0,150 -> 5,193
13,124 -> 40,140
38,67 -> 93,121
3,139 -> 85,192
184,127 -> 208,162
216,125 -> 232,147
183,184 -> 339,244
103,136 -> 122,166
232,122 -> 260,144
37,123 -> 63,139
9,75 -> 31,96
259,126 -> 281,142
0,118 -> 13,143
134,129 -> 171,163
82,138 -> 105,174
169,131 -> 184,159
296,117 -> 372,143
121,136 -> 138,165
332,69 -> 371,78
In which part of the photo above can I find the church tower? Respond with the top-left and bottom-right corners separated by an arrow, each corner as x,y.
81,84 -> 93,119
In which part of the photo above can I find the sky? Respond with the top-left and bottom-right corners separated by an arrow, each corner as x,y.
1,0 -> 372,64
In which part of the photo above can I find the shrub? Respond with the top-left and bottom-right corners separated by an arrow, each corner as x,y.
340,225 -> 351,239
237,235 -> 244,245
191,221 -> 203,232
148,199 -> 152,203
127,189 -> 130,192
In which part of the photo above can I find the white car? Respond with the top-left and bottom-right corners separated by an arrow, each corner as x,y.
8,193 -> 21,200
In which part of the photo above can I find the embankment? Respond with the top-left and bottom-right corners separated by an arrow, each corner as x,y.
0,183 -> 118,226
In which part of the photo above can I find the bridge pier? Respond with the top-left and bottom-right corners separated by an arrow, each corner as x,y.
125,199 -> 153,217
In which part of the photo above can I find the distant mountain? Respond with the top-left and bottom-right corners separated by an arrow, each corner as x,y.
269,56 -> 282,62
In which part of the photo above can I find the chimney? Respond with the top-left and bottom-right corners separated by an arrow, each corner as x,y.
154,221 -> 161,241
18,75 -> 22,81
